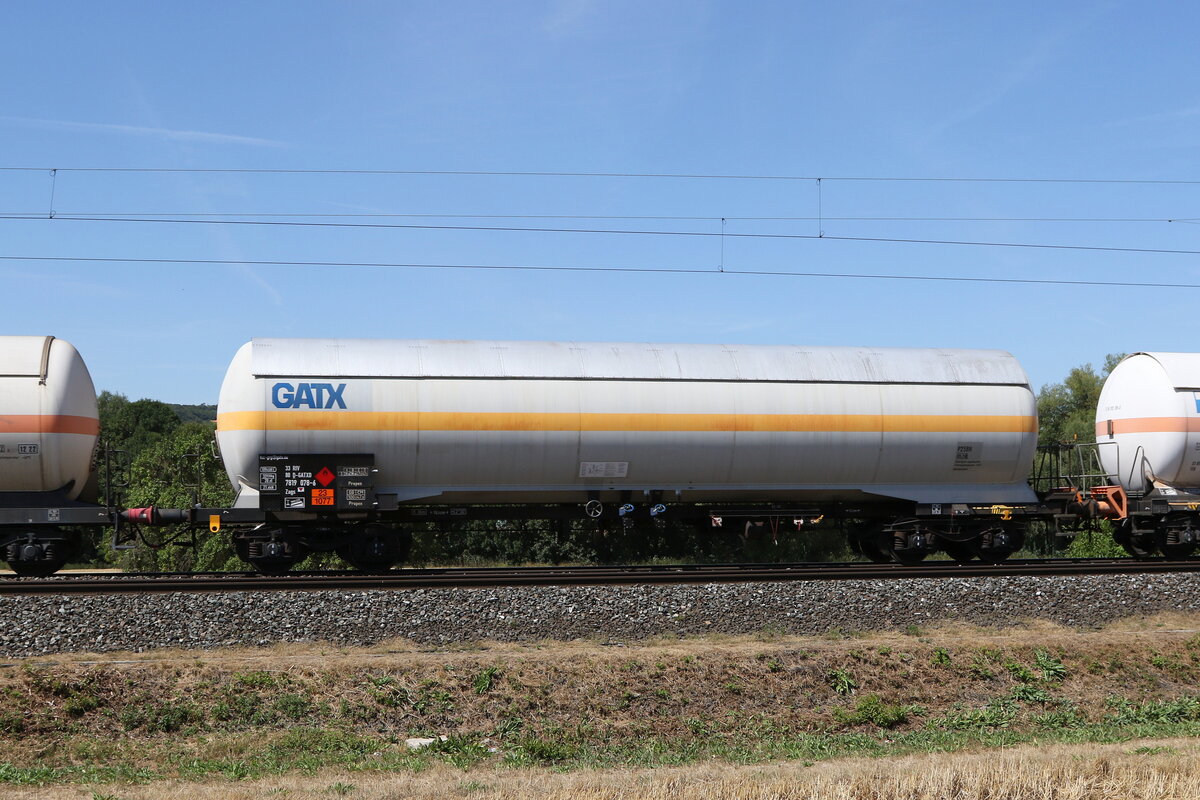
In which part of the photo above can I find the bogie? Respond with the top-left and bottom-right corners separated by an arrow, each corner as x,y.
1156,514 -> 1199,560
242,529 -> 306,575
335,524 -> 412,573
972,524 -> 1024,564
2,530 -> 75,577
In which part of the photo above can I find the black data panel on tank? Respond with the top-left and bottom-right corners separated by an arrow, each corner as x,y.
257,454 -> 375,512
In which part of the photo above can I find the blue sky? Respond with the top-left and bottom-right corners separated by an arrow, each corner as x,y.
1,1 -> 1198,403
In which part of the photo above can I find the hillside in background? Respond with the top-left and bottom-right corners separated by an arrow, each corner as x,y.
169,403 -> 217,423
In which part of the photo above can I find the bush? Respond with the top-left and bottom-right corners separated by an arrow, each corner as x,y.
833,695 -> 918,728
1010,685 -> 1051,704
938,698 -> 1018,730
473,667 -> 501,694
509,735 -> 581,764
123,699 -> 201,733
827,669 -> 857,695
1034,650 -> 1068,682
1106,696 -> 1200,724
1061,523 -> 1126,558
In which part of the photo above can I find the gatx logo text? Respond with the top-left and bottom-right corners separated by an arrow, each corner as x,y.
271,382 -> 347,409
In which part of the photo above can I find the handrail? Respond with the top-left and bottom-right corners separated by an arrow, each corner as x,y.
1125,444 -> 1151,494
1031,442 -> 1115,493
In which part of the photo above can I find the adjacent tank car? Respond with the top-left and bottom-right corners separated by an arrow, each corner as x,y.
1094,352 -> 1200,557
0,336 -> 107,575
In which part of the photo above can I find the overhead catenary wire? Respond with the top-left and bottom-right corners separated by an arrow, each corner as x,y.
4,214 -> 1200,258
0,211 -> 1191,222
4,253 -> 1200,290
2,165 -> 1200,185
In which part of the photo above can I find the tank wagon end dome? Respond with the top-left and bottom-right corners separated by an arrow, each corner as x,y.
0,336 -> 99,500
1095,352 -> 1200,492
1113,352 -> 1200,390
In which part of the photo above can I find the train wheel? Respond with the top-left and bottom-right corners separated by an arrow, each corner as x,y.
249,557 -> 299,576
1120,538 -> 1157,558
886,523 -> 932,565
973,525 -> 1024,564
246,530 -> 304,575
1152,515 -> 1198,559
337,524 -> 411,573
1115,520 -> 1157,559
891,549 -> 928,566
940,541 -> 977,563
1159,542 -> 1196,559
4,535 -> 70,577
6,557 -> 67,577
856,527 -> 892,563
1156,529 -> 1197,560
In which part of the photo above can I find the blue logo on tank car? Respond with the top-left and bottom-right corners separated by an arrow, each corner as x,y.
271,382 -> 347,409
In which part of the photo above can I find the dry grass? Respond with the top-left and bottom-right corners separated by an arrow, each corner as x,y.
0,738 -> 1197,799
20,611 -> 1200,669
6,614 -> 1200,796
8,613 -> 1200,743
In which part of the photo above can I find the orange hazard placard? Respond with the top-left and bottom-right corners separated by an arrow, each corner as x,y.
311,488 -> 335,506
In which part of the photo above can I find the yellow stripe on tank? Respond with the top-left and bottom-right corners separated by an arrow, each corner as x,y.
218,410 -> 1036,434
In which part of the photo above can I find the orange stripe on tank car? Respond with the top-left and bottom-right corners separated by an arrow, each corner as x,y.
0,414 -> 99,435
879,414 -> 1036,434
218,410 -> 1035,434
1095,417 -> 1200,436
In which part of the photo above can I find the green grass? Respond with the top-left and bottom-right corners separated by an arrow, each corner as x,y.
7,716 -> 1200,786
0,762 -> 157,787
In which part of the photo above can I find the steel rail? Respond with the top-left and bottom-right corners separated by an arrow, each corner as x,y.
3,559 -> 1200,595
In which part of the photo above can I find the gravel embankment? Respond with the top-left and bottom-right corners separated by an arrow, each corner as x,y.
1,574 -> 1196,657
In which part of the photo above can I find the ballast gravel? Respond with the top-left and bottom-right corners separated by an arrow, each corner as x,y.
1,574 -> 1196,657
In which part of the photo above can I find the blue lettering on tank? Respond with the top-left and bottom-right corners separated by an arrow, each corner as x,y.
323,383 -> 347,408
272,383 -> 295,407
295,383 -> 316,407
271,382 -> 348,409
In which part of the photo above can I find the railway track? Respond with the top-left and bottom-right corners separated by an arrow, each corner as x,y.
3,558 -> 1200,595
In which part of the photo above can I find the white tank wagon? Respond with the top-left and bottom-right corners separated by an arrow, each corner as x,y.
210,338 -> 1041,571
1093,352 -> 1200,557
0,336 -> 109,575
